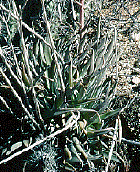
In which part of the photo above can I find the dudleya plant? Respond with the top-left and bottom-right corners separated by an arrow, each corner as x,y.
0,0 -> 124,171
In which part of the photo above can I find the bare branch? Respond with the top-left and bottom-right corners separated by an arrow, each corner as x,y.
0,4 -> 51,48
0,67 -> 40,130
40,0 -> 65,92
0,120 -> 76,165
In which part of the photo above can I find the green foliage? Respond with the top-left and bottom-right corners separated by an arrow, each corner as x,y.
0,0 -> 126,171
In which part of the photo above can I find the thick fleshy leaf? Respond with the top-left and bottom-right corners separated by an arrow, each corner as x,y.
11,142 -> 22,152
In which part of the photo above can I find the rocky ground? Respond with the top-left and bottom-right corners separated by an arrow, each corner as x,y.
102,0 -> 139,130
102,1 -> 140,170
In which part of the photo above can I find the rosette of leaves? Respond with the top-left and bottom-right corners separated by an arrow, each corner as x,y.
0,0 -> 124,171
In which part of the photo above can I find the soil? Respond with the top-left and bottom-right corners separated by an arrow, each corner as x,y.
101,1 -> 140,171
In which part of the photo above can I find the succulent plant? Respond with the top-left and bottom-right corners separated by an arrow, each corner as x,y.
0,0 -> 127,171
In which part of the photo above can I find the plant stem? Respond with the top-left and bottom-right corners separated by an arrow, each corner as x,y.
80,0 -> 84,39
